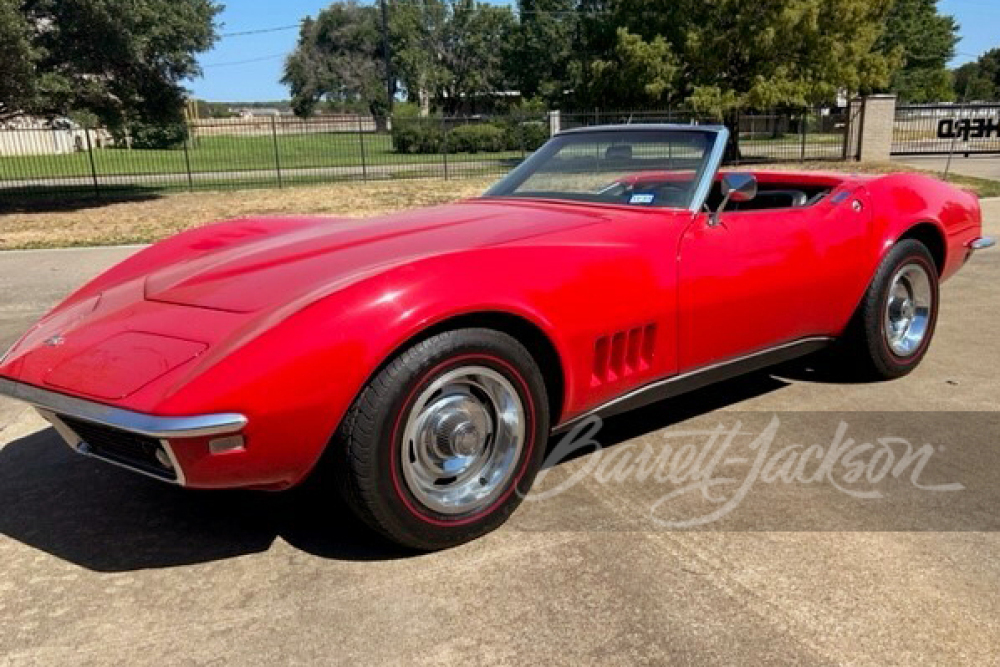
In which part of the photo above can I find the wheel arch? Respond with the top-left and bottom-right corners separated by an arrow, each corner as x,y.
897,221 -> 946,276
366,310 -> 567,427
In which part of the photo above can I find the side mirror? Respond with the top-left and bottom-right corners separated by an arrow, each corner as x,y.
710,172 -> 757,226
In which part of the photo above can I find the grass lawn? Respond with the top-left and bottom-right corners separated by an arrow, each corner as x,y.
0,132 -> 524,181
0,160 -> 997,250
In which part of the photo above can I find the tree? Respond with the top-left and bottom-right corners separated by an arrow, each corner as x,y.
513,0 -> 579,103
577,28 -> 678,108
283,4 -> 392,121
0,0 -> 220,126
0,0 -> 36,121
878,0 -> 958,103
584,0 -> 898,114
953,49 -> 1000,101
437,0 -> 516,113
287,0 -> 516,117
390,0 -> 451,114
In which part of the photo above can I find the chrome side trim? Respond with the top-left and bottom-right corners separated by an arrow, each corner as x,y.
0,378 -> 247,439
688,126 -> 731,213
552,336 -> 834,433
968,237 -> 996,251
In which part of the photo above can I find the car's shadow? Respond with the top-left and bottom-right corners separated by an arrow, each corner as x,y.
0,365 -> 809,572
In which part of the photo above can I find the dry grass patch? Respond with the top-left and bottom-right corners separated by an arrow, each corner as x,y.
0,178 -> 493,250
1,161 -> 997,251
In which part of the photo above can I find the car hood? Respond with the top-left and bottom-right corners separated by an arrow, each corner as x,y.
143,200 -> 600,313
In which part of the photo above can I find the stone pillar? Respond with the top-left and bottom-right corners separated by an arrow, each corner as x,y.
845,97 -> 864,161
856,94 -> 897,163
548,110 -> 561,136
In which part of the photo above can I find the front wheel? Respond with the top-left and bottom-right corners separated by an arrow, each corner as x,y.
842,239 -> 940,379
332,328 -> 549,551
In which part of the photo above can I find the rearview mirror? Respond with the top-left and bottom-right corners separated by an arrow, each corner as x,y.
710,172 -> 757,226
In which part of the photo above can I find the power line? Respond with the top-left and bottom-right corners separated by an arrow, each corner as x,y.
203,53 -> 287,68
219,24 -> 300,38
214,6 -> 613,41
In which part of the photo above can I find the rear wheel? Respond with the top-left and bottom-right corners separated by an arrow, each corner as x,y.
842,239 -> 939,379
332,328 -> 549,551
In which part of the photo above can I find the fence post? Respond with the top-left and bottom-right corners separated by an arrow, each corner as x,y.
183,132 -> 195,192
517,112 -> 526,162
729,110 -> 741,167
271,116 -> 283,188
83,127 -> 100,199
800,110 -> 808,161
441,117 -> 449,180
358,116 -> 368,181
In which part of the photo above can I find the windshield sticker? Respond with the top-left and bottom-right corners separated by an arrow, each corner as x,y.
629,193 -> 656,205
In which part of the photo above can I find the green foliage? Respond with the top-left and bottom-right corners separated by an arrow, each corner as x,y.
390,0 -> 452,113
194,100 -> 235,119
953,49 -> 1000,101
0,0 -> 220,126
283,4 -> 391,120
0,0 -> 37,120
580,28 -> 679,108
391,118 -> 549,153
391,101 -> 423,118
391,0 -> 516,114
120,122 -> 190,150
508,120 -> 549,150
878,0 -> 958,103
288,0 -> 515,118
562,0 -> 898,114
447,123 -> 506,152
293,0 -> 964,121
687,87 -> 741,121
512,0 -> 579,104
391,119 -> 445,153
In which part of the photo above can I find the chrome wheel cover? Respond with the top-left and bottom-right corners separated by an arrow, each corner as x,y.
400,366 -> 526,515
884,262 -> 933,357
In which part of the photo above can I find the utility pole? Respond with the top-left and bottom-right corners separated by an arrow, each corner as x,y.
380,0 -> 393,113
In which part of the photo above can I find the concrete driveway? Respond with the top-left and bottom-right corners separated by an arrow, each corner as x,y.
1,204 -> 998,665
894,154 -> 1000,181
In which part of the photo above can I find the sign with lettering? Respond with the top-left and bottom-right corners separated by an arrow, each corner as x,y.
937,117 -> 1000,142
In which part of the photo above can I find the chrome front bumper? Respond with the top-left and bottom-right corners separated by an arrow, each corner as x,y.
0,378 -> 247,485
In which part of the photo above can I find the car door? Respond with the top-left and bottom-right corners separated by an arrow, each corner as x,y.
676,193 -> 872,371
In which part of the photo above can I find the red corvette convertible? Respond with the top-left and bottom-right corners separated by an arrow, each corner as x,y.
1,125 -> 993,549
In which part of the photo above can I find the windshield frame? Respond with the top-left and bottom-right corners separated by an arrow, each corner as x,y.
483,124 -> 730,213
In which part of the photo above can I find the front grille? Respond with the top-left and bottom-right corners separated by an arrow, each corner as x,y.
60,416 -> 178,481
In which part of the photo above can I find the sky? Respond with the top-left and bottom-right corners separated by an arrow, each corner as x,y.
187,0 -> 1000,103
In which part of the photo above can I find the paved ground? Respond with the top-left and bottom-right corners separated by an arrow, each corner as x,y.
1,204 -> 999,665
895,154 -> 1000,181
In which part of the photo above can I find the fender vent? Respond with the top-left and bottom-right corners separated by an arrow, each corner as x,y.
592,324 -> 656,386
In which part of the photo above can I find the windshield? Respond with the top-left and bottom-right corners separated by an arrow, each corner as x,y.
484,128 -> 723,210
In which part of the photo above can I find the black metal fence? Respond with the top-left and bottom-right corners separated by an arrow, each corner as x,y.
558,108 -> 849,164
0,107 -> 848,201
892,104 -> 1000,156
